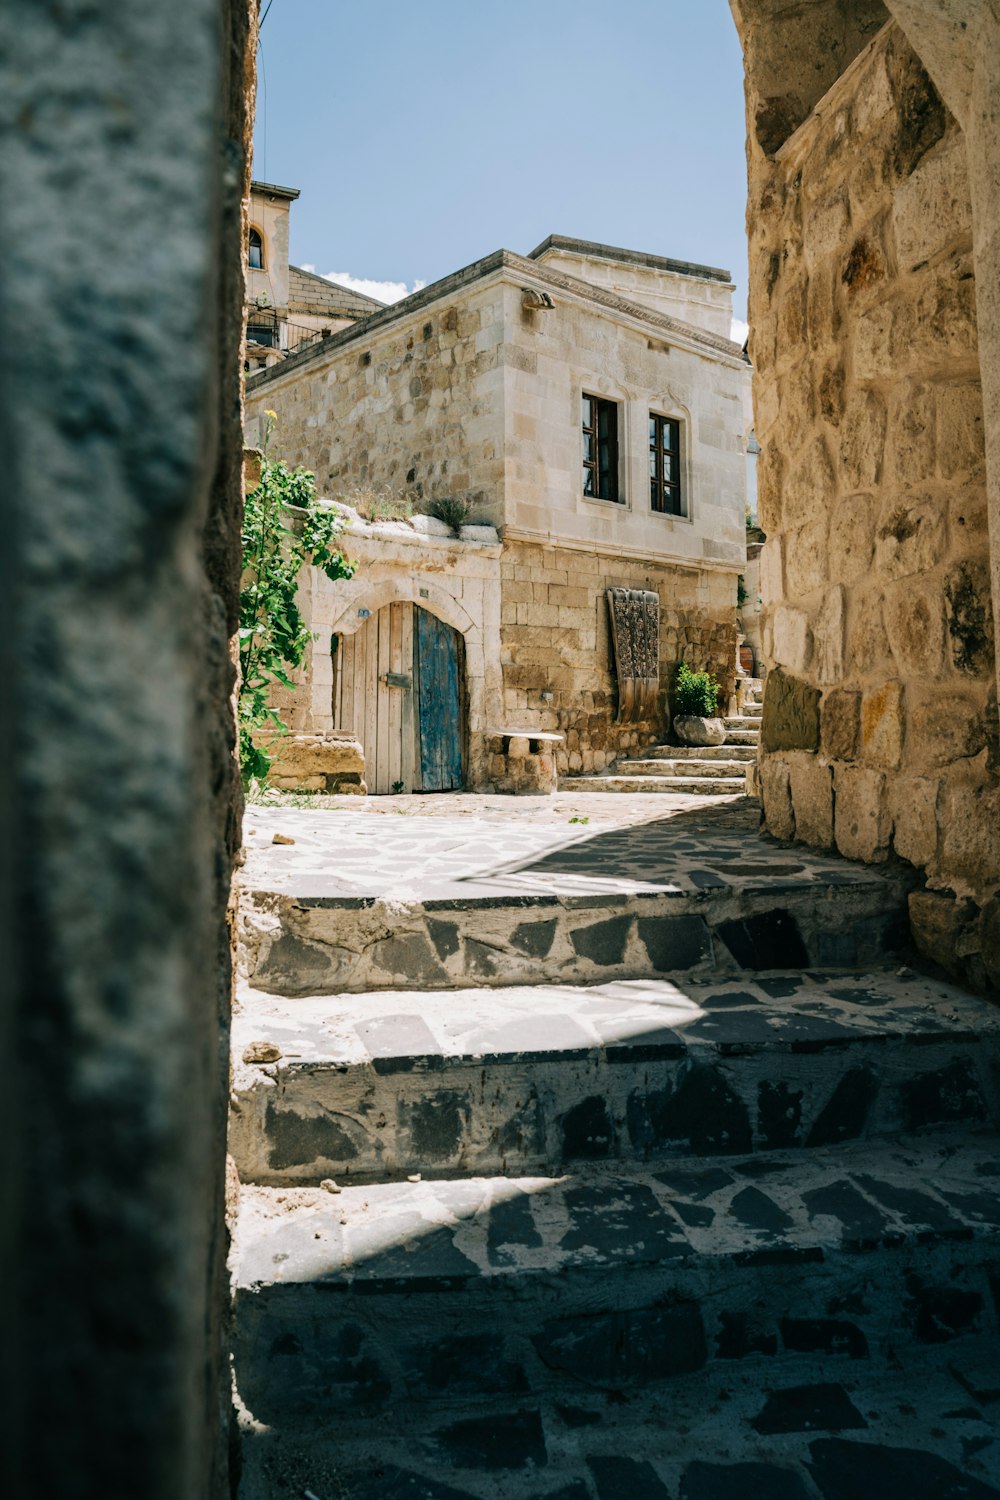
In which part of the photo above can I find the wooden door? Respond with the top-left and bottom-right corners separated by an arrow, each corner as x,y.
415,607 -> 464,791
333,602 -> 415,794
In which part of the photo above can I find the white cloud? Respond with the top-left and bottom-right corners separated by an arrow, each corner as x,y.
731,317 -> 749,345
321,271 -> 427,305
300,262 -> 316,273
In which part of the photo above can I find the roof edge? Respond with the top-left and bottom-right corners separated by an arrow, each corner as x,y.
528,233 -> 733,287
250,178 -> 300,201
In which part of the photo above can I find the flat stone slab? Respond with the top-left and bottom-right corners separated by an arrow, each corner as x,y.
232,1137 -> 1000,1424
234,1345 -> 1000,1499
230,969 -> 1000,1183
239,801 -> 914,996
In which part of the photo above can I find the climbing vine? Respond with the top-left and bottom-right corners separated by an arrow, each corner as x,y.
239,415 -> 356,786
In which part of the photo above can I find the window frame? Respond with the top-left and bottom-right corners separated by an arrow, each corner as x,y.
648,411 -> 685,517
581,392 -> 622,506
248,226 -> 265,271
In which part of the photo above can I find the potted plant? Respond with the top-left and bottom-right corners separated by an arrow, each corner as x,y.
673,661 -> 726,746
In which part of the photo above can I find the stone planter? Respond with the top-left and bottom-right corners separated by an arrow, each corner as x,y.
674,715 -> 726,747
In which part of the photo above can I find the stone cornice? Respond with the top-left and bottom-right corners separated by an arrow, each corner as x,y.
247,248 -> 749,394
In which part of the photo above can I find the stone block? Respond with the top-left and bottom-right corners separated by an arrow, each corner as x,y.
820,689 -> 859,761
813,585 -> 845,684
834,765 -> 889,862
847,586 -> 893,675
937,765 -> 1000,895
761,668 -> 820,754
760,757 -> 795,840
785,436 -> 836,531
788,756 -> 834,848
875,494 -> 947,580
913,254 -> 978,363
828,493 -> 874,585
889,382 -> 936,484
907,686 -> 992,770
861,680 -> 903,771
261,732 -> 366,792
772,606 -> 812,674
839,389 -> 886,489
944,559 -> 995,677
784,517 -> 829,598
888,775 -> 939,868
937,382 -> 985,482
882,581 -> 946,676
908,890 -> 982,977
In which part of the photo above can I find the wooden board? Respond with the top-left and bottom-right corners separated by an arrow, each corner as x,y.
416,606 -> 464,791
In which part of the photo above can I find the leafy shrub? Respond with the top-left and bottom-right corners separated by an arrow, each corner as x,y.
240,417 -> 356,786
428,495 -> 472,533
674,661 -> 721,717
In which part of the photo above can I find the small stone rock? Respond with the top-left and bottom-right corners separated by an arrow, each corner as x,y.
320,1178 -> 341,1194
407,1173 -> 422,1183
272,831 -> 295,845
242,1039 -> 282,1064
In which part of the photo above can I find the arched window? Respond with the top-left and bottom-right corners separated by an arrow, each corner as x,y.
248,227 -> 264,270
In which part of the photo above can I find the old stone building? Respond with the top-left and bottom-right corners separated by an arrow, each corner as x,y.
245,179 -> 384,368
245,236 -> 751,788
733,1 -> 1000,986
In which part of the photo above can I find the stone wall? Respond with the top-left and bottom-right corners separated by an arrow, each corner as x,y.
501,540 -> 738,773
245,278 -> 507,527
0,1 -> 252,1495
738,17 -> 999,959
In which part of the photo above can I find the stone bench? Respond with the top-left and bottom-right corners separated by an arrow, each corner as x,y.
486,729 -> 564,795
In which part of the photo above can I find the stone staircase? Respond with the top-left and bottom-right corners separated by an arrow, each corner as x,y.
561,678 -> 763,797
230,803 -> 1000,1499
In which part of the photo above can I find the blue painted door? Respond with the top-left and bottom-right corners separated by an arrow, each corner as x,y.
415,607 -> 464,790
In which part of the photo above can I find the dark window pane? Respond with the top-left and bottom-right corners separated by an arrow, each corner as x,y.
584,467 -> 594,496
582,395 -> 593,427
650,478 -> 659,508
583,433 -> 594,461
649,452 -> 657,477
649,416 -> 657,441
663,455 -> 675,480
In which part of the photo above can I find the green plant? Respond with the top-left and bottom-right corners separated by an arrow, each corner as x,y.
240,415 -> 356,787
674,660 -> 721,717
391,780 -> 404,794
737,574 -> 748,609
344,483 -> 413,523
428,495 -> 472,533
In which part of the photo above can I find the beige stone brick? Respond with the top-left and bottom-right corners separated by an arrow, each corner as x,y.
874,494 -> 947,580
760,758 -> 795,840
820,688 -> 860,761
888,775 -> 940,868
882,581 -> 946,677
861,680 -> 904,771
828,492 -> 875,586
784,517 -> 829,598
548,585 -> 590,609
785,435 -> 835,531
937,382 -> 986,482
788,755 -> 834,847
907,685 -> 993,770
772,605 -> 812,673
937,762 -> 1000,894
839,388 -> 887,489
893,136 -> 972,274
834,764 -> 890,862
888,382 -> 936,485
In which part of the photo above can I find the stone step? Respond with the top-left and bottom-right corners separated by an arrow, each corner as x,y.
724,716 -> 763,731
230,969 -> 1000,1186
232,1135 -> 1000,1427
234,1340 -> 1000,1499
240,829 -> 913,998
559,774 -> 748,795
724,728 -> 761,745
612,758 -> 754,779
641,743 -> 758,762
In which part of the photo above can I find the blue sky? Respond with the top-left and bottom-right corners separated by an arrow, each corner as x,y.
254,1 -> 749,332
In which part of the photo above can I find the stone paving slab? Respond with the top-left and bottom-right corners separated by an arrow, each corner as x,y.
230,970 -> 1000,1183
235,1346 -> 1000,1499
232,1139 -> 1000,1425
242,798 -> 889,903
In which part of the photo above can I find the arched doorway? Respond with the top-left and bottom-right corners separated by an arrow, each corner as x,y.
333,602 -> 466,793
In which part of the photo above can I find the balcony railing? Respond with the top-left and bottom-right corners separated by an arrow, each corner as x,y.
245,309 -> 331,357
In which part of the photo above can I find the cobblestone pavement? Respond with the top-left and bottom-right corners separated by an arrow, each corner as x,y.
242,794 -> 885,901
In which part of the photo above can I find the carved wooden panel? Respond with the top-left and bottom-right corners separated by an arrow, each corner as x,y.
607,587 -> 659,724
